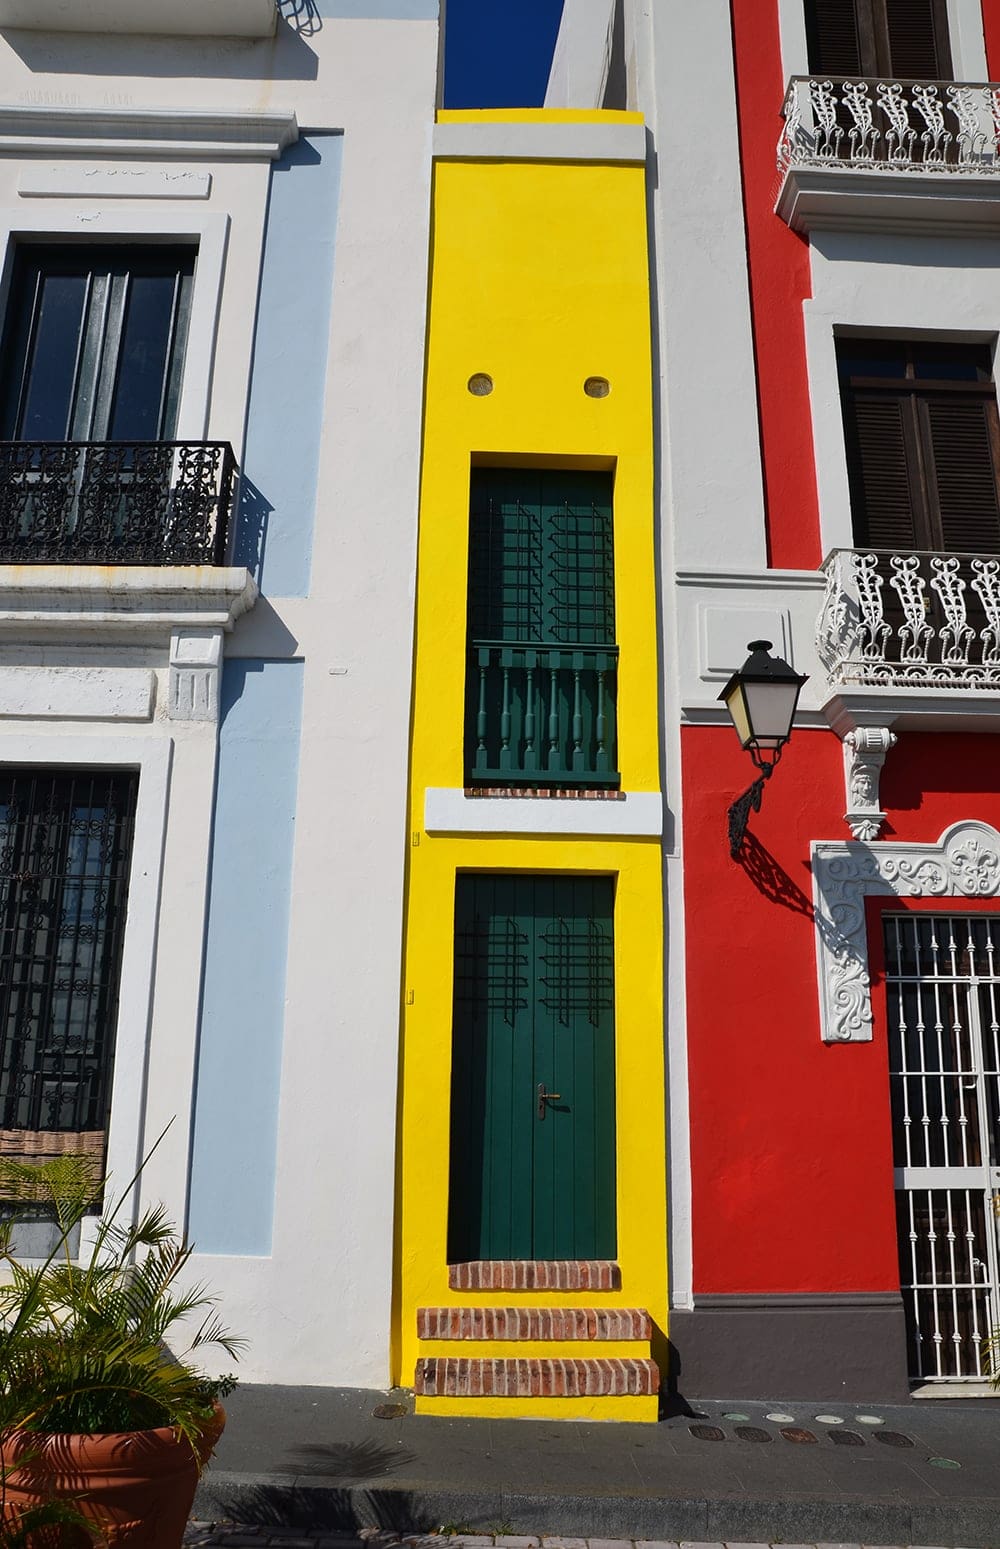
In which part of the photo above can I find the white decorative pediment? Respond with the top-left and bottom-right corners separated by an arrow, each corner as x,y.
812,821 -> 1000,1043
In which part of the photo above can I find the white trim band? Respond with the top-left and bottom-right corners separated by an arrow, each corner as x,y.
424,787 -> 662,836
432,120 -> 647,165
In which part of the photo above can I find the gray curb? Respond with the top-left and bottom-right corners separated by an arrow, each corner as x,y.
193,1473 -> 1000,1548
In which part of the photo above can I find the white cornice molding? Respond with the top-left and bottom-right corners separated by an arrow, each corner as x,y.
0,565 -> 257,637
813,820 -> 1000,1043
0,0 -> 277,35
675,568 -> 826,592
777,167 -> 1000,236
0,107 -> 299,161
822,686 -> 1000,738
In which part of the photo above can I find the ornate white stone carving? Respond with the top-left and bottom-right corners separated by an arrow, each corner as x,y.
813,821 -> 1000,1043
842,726 -> 896,840
168,628 -> 223,722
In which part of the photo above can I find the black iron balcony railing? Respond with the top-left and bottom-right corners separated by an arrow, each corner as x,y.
0,441 -> 237,565
467,641 -> 619,787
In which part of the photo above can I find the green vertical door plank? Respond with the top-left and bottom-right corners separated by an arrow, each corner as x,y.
504,873 -> 536,1258
447,875 -> 483,1261
531,872 -> 559,1258
590,877 -> 618,1258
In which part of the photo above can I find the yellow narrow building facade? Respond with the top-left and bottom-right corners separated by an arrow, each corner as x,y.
396,110 -> 666,1420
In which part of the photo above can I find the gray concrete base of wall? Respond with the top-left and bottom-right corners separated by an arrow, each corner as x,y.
667,1292 -> 911,1402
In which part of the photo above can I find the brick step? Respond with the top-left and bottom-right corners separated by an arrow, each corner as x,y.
449,1259 -> 621,1291
415,1356 -> 659,1399
417,1306 -> 650,1341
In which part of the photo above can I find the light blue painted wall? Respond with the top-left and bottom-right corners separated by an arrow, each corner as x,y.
235,136 -> 342,597
188,659 -> 304,1256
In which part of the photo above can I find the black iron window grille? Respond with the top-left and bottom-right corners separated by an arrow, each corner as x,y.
0,441 -> 236,566
0,770 -> 137,1177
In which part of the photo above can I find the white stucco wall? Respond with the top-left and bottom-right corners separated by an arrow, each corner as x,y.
0,10 -> 437,1386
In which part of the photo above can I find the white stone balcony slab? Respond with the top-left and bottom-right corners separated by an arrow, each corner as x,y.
816,548 -> 1000,733
0,0 -> 276,38
777,76 -> 1000,233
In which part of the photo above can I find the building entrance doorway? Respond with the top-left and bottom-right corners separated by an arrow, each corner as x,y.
885,912 -> 1000,1382
447,872 -> 616,1263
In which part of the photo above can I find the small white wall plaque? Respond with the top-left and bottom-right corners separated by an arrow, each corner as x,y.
18,167 -> 212,200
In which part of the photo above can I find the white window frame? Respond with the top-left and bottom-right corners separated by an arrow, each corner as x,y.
777,0 -> 988,81
0,208 -> 229,442
0,733 -> 171,1243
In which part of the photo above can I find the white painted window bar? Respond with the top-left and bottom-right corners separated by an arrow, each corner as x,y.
779,77 -> 1000,175
885,912 -> 1000,1382
817,549 -> 1000,689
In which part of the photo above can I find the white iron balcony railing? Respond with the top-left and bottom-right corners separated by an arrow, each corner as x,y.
779,77 -> 1000,175
817,549 -> 1000,690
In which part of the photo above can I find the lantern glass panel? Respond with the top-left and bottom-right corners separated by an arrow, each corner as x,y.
742,679 -> 800,748
723,681 -> 753,748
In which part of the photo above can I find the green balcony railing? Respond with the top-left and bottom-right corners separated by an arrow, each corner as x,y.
466,641 -> 619,788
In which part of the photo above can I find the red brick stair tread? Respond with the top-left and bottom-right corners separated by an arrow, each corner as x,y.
417,1306 -> 651,1340
415,1356 -> 659,1398
449,1260 -> 621,1291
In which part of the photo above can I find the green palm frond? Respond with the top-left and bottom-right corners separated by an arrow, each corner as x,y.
0,1146 -> 242,1458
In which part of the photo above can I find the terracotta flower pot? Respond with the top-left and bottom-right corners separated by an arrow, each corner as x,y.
1,1402 -> 225,1548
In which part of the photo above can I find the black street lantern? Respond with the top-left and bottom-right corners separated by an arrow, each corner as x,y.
719,640 -> 807,857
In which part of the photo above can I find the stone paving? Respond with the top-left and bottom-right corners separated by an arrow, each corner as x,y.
184,1530 -> 966,1549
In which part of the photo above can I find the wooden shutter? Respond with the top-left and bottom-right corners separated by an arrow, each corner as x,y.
843,391 -> 923,549
804,0 -> 868,74
468,468 -> 614,645
882,0 -> 952,79
923,397 -> 1000,553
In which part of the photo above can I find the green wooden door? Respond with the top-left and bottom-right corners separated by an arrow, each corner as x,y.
448,873 -> 617,1262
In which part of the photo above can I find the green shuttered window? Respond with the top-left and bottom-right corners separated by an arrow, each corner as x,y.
465,468 -> 619,788
448,873 -> 617,1264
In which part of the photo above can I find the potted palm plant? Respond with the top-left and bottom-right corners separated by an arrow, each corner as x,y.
0,1150 -> 242,1548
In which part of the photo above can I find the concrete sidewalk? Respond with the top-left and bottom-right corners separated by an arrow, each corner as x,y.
193,1387 -> 1000,1548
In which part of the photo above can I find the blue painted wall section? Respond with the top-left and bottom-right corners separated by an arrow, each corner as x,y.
188,658 -> 305,1256
235,135 -> 342,596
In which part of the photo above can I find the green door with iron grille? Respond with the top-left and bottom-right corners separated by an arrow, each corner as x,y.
448,873 -> 616,1261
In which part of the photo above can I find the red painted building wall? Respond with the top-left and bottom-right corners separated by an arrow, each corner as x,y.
730,0 -> 819,569
682,726 -> 899,1295
684,724 -> 1000,1297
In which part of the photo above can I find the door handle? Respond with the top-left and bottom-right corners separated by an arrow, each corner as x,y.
537,1083 -> 561,1120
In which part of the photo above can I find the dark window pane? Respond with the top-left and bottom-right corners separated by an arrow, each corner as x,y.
108,273 -> 177,442
18,274 -> 87,441
0,246 -> 195,446
838,343 -> 908,383
913,344 -> 992,382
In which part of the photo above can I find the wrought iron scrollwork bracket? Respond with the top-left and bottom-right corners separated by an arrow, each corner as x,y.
727,762 -> 774,860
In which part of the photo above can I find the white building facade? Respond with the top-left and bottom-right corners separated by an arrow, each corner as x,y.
0,0 -> 437,1387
